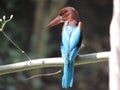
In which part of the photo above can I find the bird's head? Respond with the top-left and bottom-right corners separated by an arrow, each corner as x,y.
48,7 -> 79,27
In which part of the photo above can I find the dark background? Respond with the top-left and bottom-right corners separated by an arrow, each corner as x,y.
0,0 -> 112,90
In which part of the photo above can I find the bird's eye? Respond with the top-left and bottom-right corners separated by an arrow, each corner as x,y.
60,13 -> 63,16
60,10 -> 67,16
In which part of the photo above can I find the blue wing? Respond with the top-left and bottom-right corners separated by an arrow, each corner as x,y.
61,26 -> 81,62
69,26 -> 81,61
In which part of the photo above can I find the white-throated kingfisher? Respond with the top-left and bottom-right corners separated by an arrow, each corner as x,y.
48,7 -> 83,89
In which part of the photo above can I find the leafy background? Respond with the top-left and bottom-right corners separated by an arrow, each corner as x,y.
0,0 -> 112,90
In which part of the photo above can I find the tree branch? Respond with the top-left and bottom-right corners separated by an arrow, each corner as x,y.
0,51 -> 110,75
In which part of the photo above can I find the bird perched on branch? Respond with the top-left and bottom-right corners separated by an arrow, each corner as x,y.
48,7 -> 83,89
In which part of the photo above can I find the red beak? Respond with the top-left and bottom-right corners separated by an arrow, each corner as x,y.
47,16 -> 62,28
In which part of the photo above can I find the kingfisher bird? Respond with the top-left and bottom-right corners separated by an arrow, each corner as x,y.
48,7 -> 83,89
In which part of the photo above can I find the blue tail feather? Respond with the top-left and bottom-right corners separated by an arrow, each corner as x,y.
62,61 -> 74,88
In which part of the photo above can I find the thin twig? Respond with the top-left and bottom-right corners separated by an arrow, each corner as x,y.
2,31 -> 31,61
0,15 -> 31,61
26,69 -> 62,80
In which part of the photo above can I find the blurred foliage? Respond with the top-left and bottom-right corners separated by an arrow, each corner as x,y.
0,0 -> 112,90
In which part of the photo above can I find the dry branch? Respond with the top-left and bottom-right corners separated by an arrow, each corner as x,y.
0,51 -> 110,75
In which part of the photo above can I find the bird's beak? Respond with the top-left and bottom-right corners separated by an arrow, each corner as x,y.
47,15 -> 62,28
